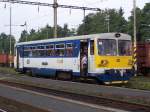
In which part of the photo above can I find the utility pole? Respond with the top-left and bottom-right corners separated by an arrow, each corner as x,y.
53,0 -> 58,38
25,22 -> 27,41
9,4 -> 12,67
23,21 -> 28,41
105,14 -> 110,33
1,0 -> 101,38
83,9 -> 86,35
133,0 -> 137,75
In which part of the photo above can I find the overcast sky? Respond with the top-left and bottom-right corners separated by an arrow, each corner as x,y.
0,0 -> 149,41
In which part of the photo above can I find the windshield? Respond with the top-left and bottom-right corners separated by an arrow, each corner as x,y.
98,39 -> 117,56
118,40 -> 132,56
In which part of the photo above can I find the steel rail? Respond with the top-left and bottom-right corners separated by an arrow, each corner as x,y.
0,80 -> 149,112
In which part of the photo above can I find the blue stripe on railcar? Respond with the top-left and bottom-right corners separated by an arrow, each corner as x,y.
27,67 -> 81,77
32,68 -> 56,76
23,67 -> 134,83
95,71 -> 134,82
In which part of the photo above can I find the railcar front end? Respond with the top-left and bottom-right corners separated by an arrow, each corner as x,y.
92,34 -> 134,84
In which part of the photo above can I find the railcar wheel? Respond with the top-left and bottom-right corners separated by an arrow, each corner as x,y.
31,70 -> 36,77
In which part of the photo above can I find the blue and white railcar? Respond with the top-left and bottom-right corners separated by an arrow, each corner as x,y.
14,33 -> 134,84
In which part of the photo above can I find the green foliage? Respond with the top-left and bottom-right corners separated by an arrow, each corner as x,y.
77,8 -> 128,35
0,33 -> 16,55
19,30 -> 28,42
128,8 -> 143,41
0,3 -> 149,56
77,4 -> 150,41
127,3 -> 150,41
18,3 -> 150,42
141,3 -> 150,41
19,24 -> 76,42
125,76 -> 150,91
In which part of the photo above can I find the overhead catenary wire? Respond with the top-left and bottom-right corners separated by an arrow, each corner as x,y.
0,0 -> 101,38
1,0 -> 149,39
0,0 -> 101,11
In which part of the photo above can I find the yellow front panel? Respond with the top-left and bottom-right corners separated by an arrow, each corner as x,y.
95,55 -> 133,69
94,38 -> 133,69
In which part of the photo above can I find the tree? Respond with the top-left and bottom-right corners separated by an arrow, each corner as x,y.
77,8 -> 128,35
62,24 -> 70,37
0,33 -> 16,54
141,3 -> 150,41
128,3 -> 150,41
19,24 -> 73,42
19,30 -> 28,42
128,8 -> 143,41
18,3 -> 150,42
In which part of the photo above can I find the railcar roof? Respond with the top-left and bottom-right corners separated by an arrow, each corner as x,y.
16,33 -> 131,46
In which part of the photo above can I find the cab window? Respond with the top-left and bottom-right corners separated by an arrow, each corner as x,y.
118,40 -> 132,56
98,39 -> 117,56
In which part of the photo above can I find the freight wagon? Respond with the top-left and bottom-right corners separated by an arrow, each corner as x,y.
0,54 -> 14,66
0,54 -> 8,66
137,40 -> 150,75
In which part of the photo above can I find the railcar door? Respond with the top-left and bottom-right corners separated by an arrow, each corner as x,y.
80,39 -> 88,77
88,39 -> 95,73
16,46 -> 24,70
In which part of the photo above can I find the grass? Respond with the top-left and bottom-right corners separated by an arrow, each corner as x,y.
124,76 -> 150,91
0,67 -> 150,91
0,67 -> 19,76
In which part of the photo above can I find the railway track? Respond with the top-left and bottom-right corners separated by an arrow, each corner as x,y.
0,109 -> 7,112
0,95 -> 49,112
0,80 -> 149,112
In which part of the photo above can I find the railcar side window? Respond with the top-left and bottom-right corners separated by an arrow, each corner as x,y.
46,44 -> 54,49
118,40 -> 132,56
66,43 -> 73,57
39,46 -> 46,56
98,39 -> 117,56
47,49 -> 55,56
24,46 -> 32,57
90,40 -> 94,55
24,51 -> 30,57
55,43 -> 65,56
32,50 -> 37,57
29,51 -> 33,57
46,44 -> 55,56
